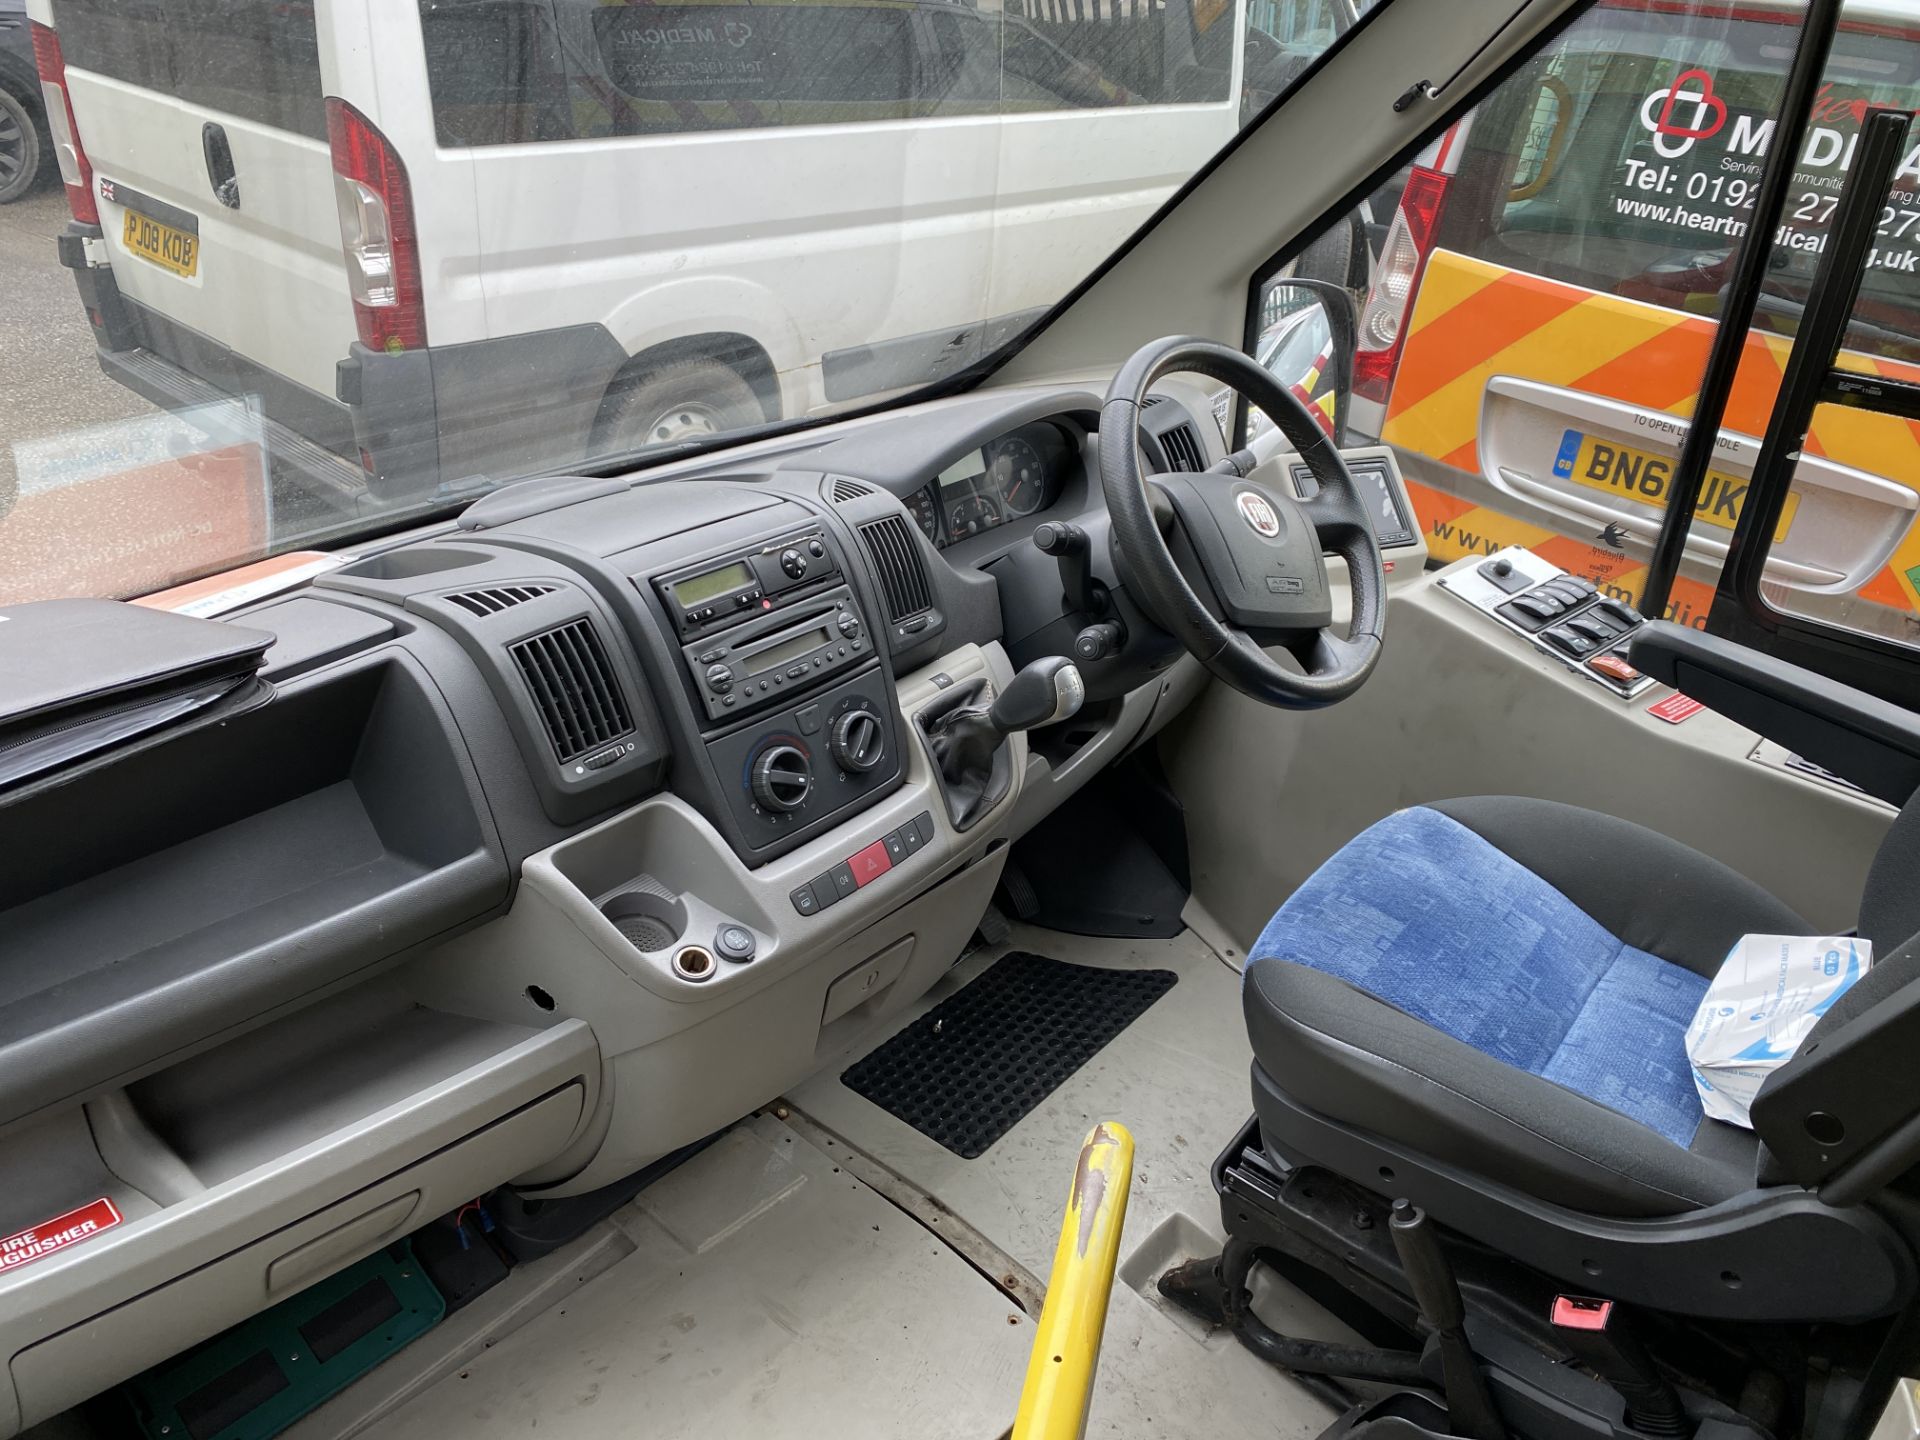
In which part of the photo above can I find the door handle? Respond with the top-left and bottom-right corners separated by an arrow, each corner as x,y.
202,122 -> 240,209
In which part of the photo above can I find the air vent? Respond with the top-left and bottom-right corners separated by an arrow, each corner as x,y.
858,514 -> 933,622
445,584 -> 557,617
509,619 -> 634,764
826,475 -> 876,504
1159,423 -> 1205,473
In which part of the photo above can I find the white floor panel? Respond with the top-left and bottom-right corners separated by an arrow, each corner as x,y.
790,923 -> 1348,1439
363,1114 -> 1034,1440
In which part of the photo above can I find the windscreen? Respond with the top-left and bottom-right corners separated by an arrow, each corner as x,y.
2,0 -> 1370,603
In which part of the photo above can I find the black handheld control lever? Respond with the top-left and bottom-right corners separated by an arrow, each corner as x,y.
1034,522 -> 1106,617
1390,1200 -> 1508,1440
1035,522 -> 1124,662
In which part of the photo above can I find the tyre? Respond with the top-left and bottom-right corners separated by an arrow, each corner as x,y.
597,357 -> 768,454
0,86 -> 46,206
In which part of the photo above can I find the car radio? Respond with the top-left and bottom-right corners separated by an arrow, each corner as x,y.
681,590 -> 870,722
656,527 -> 842,641
653,530 -> 873,725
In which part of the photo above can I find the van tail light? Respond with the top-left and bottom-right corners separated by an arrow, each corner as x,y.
1352,165 -> 1449,404
326,98 -> 426,353
30,24 -> 98,225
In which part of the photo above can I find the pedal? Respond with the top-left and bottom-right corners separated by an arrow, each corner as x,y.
997,862 -> 1040,921
975,901 -> 1014,946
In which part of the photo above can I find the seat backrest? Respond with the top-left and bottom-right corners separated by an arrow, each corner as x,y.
1751,790 -> 1920,1199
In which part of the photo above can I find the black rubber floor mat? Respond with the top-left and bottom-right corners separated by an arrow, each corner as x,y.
841,952 -> 1178,1158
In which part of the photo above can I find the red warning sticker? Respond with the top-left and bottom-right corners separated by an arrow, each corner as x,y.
0,1198 -> 123,1273
1648,693 -> 1706,725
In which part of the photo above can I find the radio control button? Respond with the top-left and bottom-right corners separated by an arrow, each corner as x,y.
705,663 -> 735,693
807,539 -> 826,559
780,548 -> 807,579
836,612 -> 861,639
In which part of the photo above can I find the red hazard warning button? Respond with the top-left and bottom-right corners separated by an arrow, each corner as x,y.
847,838 -> 893,888
0,1197 -> 122,1273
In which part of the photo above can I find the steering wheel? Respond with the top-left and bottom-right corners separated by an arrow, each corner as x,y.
1098,336 -> 1387,709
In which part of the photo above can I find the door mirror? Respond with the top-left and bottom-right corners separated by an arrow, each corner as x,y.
1247,278 -> 1356,446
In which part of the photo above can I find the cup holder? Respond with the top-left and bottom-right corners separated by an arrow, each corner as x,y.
599,887 -> 687,954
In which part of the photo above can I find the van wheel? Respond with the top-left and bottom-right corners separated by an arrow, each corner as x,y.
599,358 -> 766,453
0,88 -> 45,206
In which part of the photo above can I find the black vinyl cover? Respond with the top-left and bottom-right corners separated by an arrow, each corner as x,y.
0,598 -> 273,792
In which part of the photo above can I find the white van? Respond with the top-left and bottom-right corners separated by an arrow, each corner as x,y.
35,0 -> 1357,512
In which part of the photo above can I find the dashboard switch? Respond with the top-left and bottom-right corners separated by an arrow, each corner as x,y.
789,885 -> 820,916
780,547 -> 807,579
848,839 -> 892,887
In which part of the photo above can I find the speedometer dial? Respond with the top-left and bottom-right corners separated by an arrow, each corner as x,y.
905,486 -> 941,545
988,437 -> 1047,517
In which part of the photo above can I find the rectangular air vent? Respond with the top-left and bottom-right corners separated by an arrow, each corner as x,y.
1159,423 -> 1205,473
509,619 -> 634,764
858,514 -> 932,622
446,584 -> 556,617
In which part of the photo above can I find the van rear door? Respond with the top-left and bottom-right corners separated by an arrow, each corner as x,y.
50,0 -> 355,402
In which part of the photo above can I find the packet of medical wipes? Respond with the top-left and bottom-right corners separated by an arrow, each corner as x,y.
1686,935 -> 1872,1128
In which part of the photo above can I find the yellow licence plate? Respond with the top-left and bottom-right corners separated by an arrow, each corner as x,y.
121,209 -> 198,278
1553,430 -> 1798,543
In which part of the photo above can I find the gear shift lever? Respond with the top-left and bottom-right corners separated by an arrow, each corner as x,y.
988,655 -> 1086,734
920,657 -> 1085,831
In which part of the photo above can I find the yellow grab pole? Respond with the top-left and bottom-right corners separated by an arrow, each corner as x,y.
1011,1121 -> 1136,1440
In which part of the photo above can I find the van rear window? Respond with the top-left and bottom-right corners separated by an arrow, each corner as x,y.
1442,3 -> 1920,361
52,0 -> 326,142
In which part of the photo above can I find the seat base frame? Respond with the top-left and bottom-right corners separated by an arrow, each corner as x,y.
1172,1115 -> 1910,1440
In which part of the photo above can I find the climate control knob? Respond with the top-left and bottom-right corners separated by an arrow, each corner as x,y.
750,744 -> 812,811
829,709 -> 885,773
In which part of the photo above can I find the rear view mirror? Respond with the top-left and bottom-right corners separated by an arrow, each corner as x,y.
1248,279 -> 1357,445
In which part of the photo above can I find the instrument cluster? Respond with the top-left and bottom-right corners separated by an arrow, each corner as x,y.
903,422 -> 1073,548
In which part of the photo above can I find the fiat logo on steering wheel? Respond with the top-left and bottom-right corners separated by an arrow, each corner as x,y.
1236,490 -> 1281,538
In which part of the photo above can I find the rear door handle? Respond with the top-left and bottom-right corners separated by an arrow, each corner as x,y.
202,122 -> 240,209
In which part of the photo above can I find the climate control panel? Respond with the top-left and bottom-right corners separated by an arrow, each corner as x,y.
705,669 -> 903,857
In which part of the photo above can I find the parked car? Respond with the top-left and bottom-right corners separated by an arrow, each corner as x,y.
0,0 -> 49,204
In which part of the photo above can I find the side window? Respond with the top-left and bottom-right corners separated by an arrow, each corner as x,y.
1749,162 -> 1920,653
418,0 -> 1257,141
1305,0 -> 1920,645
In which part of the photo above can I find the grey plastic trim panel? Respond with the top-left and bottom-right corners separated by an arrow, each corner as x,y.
6,1083 -> 586,1433
0,1016 -> 596,1435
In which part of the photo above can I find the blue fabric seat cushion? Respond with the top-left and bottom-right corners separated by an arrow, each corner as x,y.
1248,806 -> 1710,1147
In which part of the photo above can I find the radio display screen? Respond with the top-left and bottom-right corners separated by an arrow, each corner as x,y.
744,626 -> 832,677
675,560 -> 754,606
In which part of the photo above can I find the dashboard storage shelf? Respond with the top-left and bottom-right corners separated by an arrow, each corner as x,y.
0,650 -> 508,1132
